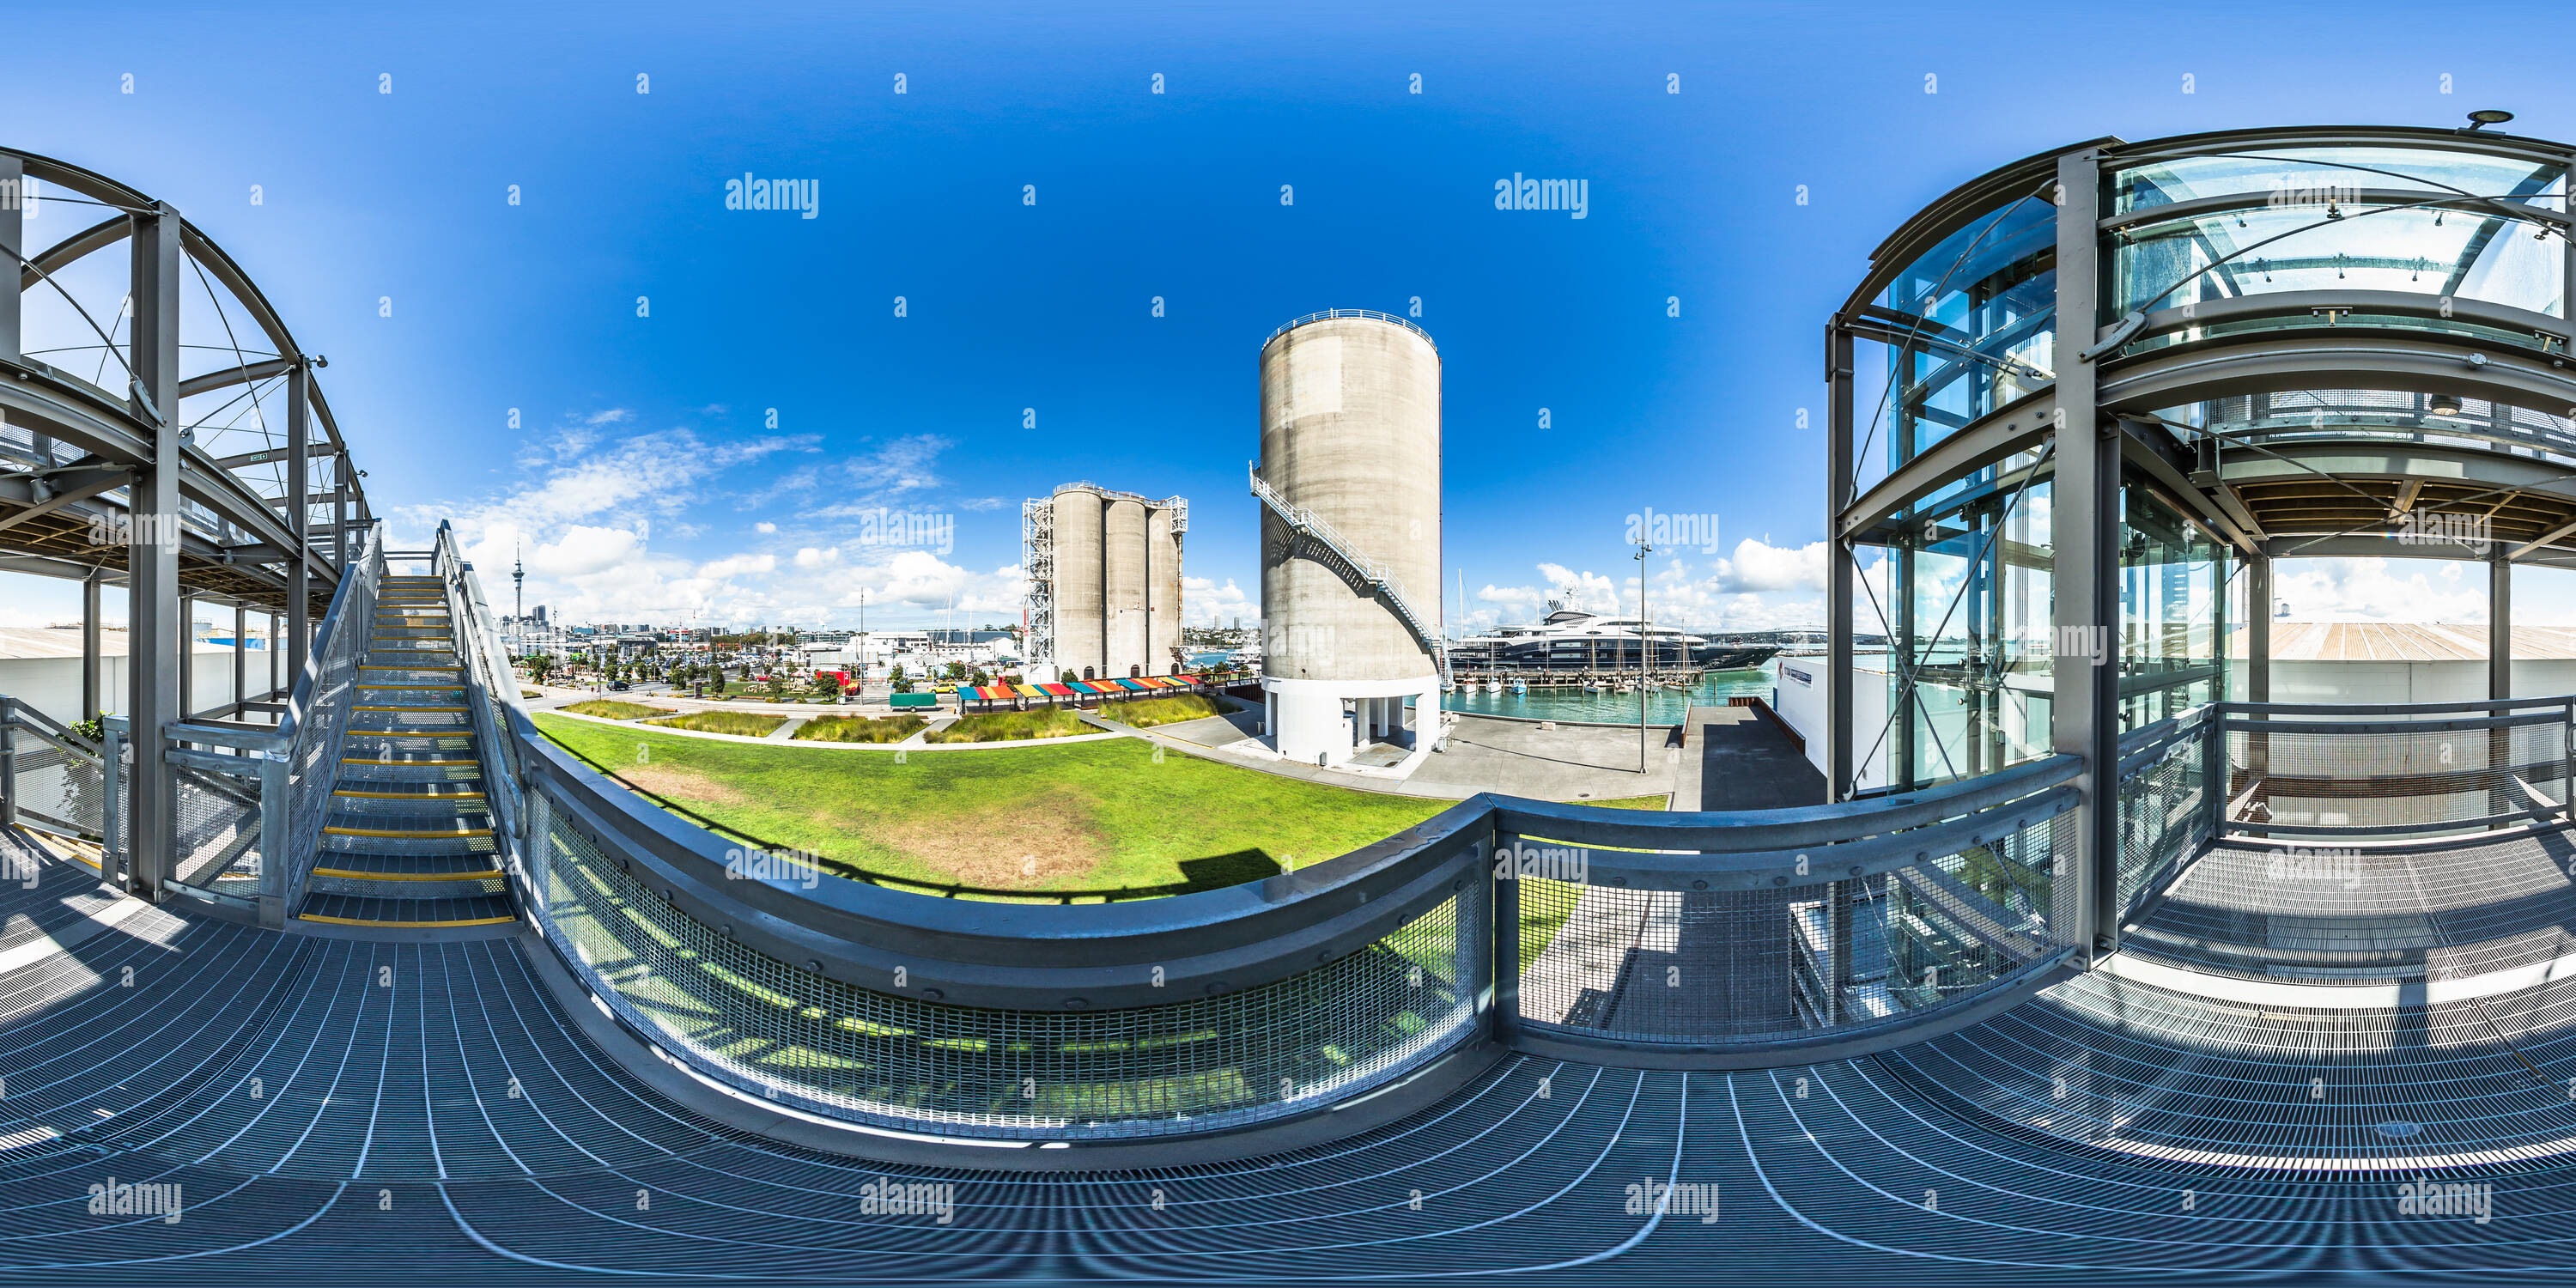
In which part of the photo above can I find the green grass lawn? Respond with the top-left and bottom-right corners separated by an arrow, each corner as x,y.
1101,694 -> 1232,729
793,714 -> 926,744
559,699 -> 677,720
926,708 -> 1090,743
646,710 -> 790,737
535,711 -> 1443,896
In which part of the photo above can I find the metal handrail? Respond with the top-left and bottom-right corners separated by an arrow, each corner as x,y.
1262,308 -> 1437,351
1249,464 -> 1450,682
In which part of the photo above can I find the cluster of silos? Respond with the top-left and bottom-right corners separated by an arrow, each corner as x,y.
1036,483 -> 1183,680
1257,313 -> 1443,768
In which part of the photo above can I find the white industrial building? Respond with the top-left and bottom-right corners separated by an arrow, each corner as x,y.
0,627 -> 267,728
1254,311 -> 1445,771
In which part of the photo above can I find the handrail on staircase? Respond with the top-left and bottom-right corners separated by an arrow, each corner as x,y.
1248,464 -> 1450,682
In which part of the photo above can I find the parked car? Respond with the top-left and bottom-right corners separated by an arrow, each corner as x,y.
610,681 -> 630,692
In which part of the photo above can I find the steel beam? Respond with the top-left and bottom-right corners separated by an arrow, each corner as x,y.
1826,324 -> 1856,799
2050,150 -> 2116,961
82,576 -> 100,721
1838,390 -> 2055,540
126,203 -> 182,896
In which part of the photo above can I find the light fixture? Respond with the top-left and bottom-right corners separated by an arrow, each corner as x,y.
2429,394 -> 2464,416
2467,108 -> 2517,131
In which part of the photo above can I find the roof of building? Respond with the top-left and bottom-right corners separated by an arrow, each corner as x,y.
0,627 -> 254,660
2227,622 -> 2576,662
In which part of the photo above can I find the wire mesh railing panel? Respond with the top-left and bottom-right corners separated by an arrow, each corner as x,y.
169,764 -> 260,895
1512,810 -> 2075,1047
283,535 -> 379,893
533,803 -> 1487,1139
2225,713 -> 2571,839
8,740 -> 104,836
2117,715 -> 2213,918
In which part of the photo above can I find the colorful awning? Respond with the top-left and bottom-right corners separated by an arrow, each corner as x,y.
954,683 -> 1018,701
1012,684 -> 1045,698
1037,683 -> 1076,696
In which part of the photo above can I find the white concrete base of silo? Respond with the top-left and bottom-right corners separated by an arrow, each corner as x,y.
1261,674 -> 1443,772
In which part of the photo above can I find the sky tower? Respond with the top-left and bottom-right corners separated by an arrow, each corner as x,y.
513,543 -> 524,622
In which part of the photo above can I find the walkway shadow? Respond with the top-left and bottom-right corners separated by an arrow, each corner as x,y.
1177,849 -> 1282,893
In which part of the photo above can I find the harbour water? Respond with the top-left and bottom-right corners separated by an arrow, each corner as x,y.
1434,660 -> 1783,725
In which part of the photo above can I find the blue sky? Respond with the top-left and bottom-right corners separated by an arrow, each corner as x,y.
11,0 -> 2576,632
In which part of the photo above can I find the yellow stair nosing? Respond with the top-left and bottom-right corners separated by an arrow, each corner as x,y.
311,866 -> 503,882
297,913 -> 516,928
324,824 -> 495,838
332,788 -> 486,799
339,757 -> 479,766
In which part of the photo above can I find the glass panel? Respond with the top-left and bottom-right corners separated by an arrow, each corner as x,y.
2115,146 -> 2567,215
2119,483 -> 2227,731
1877,477 -> 2055,792
2117,204 -> 2563,318
1879,197 -> 2057,468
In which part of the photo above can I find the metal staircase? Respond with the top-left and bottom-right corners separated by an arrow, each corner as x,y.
1249,464 -> 1449,683
294,567 -> 513,927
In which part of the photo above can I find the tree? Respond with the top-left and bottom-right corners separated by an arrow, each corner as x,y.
942,660 -> 968,682
890,665 -> 912,695
969,666 -> 991,688
1059,668 -> 1076,684
814,671 -> 841,700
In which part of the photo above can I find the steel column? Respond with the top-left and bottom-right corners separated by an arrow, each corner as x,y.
2246,556 -> 2271,703
81,576 -> 100,722
125,203 -> 183,896
1826,324 -> 1856,799
286,361 -> 312,690
2049,149 -> 2117,959
0,154 -> 20,364
233,605 -> 246,717
2492,551 -> 2513,701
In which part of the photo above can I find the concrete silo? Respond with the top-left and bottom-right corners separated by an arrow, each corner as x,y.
1050,487 -> 1104,680
1104,496 -> 1149,677
1254,312 -> 1443,769
1148,507 -> 1182,677
1023,483 -> 1188,682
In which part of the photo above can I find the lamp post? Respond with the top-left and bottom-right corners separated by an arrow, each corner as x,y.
1636,533 -> 1654,773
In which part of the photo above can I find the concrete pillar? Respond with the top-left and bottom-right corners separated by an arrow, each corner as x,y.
127,203 -> 184,895
2047,149 -> 2116,959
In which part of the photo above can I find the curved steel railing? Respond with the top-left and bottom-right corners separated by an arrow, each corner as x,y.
441,549 -> 2095,1137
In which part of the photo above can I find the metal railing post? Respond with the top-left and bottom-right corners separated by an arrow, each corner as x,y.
2202,705 -> 2227,843
0,696 -> 16,830
1487,827 -> 1518,1048
257,748 -> 289,928
100,715 -> 128,889
2564,699 -> 2573,826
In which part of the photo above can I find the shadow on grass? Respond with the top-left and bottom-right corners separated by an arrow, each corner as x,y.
1176,849 -> 1283,892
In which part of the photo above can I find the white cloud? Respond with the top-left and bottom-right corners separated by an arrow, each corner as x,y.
2273,557 -> 2487,623
755,521 -> 777,534
1182,576 -> 1255,627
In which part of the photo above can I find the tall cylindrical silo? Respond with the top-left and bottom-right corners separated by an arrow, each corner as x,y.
1104,496 -> 1149,678
1258,313 -> 1442,767
1052,487 -> 1104,680
1148,506 -> 1182,676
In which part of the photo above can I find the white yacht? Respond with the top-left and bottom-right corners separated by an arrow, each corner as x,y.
1449,605 -> 1777,675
